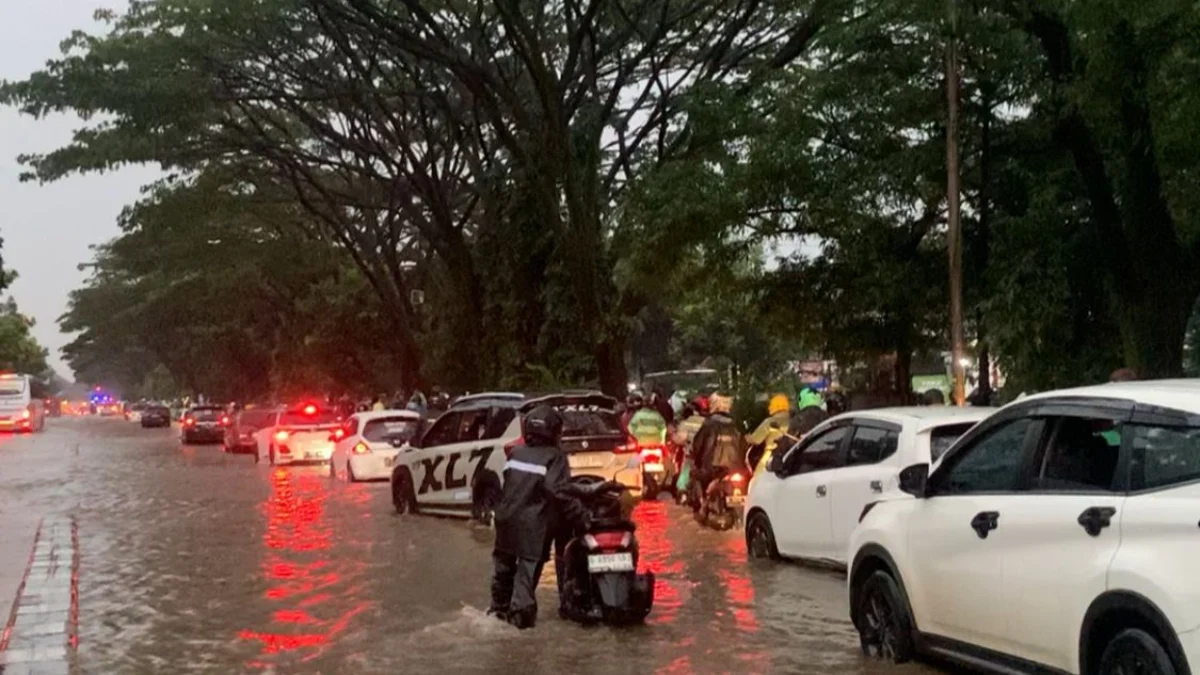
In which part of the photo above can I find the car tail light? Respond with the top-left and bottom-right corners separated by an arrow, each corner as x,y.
728,472 -> 745,484
274,430 -> 290,443
303,404 -> 317,415
332,428 -> 346,441
615,436 -> 639,454
220,415 -> 230,426
352,442 -> 370,455
22,408 -> 31,420
504,436 -> 524,458
184,417 -> 196,427
583,532 -> 632,550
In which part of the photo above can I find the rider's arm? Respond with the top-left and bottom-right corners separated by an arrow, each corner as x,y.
545,453 -> 590,526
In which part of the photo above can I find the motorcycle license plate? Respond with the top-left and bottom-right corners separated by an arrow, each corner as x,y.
587,552 -> 634,573
643,463 -> 664,473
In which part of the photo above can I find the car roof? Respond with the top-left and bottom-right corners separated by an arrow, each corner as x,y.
520,391 -> 617,412
834,406 -> 995,432
1013,379 -> 1200,415
356,410 -> 422,421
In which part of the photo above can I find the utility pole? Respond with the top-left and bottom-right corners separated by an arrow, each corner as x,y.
945,0 -> 966,406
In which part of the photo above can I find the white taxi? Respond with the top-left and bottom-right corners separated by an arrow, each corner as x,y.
255,403 -> 342,466
389,392 -> 642,519
329,410 -> 423,482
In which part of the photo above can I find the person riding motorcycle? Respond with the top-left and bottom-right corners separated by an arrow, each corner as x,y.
689,393 -> 746,511
489,405 -> 589,629
745,394 -> 791,473
672,395 -> 710,497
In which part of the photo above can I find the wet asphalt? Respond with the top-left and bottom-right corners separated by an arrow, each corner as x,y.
0,417 -> 953,674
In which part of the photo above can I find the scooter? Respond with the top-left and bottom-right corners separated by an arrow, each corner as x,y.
690,466 -> 747,531
639,441 -> 678,500
559,477 -> 655,625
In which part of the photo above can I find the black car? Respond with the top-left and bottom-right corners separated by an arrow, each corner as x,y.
141,405 -> 172,428
224,407 -> 279,454
181,405 -> 228,444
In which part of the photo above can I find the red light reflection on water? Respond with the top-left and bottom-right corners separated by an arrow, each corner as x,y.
239,468 -> 371,666
631,499 -> 683,625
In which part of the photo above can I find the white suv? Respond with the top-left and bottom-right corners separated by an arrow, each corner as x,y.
848,380 -> 1200,675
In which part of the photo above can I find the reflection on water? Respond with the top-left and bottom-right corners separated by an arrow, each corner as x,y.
240,468 -> 371,669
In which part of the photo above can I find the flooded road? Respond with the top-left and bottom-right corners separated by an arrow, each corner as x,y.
0,418 -> 952,674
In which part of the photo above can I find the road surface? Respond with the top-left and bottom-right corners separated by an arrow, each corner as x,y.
0,417 -> 950,674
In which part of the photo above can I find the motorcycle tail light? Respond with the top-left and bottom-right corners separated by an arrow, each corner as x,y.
584,532 -> 631,550
639,446 -> 663,461
503,436 -> 524,458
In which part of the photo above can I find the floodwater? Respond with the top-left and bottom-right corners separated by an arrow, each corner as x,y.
0,418 -> 950,674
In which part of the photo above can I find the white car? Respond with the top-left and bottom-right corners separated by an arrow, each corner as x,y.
848,380 -> 1200,675
330,410 -> 423,482
745,406 -> 991,567
389,392 -> 642,518
255,403 -> 341,465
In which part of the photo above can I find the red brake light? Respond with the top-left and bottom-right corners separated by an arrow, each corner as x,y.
504,436 -> 524,458
274,430 -> 290,443
729,472 -> 745,483
220,415 -> 230,426
184,417 -> 195,427
583,532 -> 631,550
352,442 -> 370,455
333,428 -> 346,441
639,446 -> 663,461
303,404 -> 317,416
21,408 -> 31,420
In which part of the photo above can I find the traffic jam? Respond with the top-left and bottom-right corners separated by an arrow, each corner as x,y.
83,379 -> 1200,675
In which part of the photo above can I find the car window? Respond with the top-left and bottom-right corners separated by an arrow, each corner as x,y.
191,408 -> 222,421
238,410 -> 274,429
783,425 -> 848,475
485,407 -> 517,440
928,422 -> 977,462
1031,416 -> 1121,492
420,412 -> 461,448
932,417 -> 1036,495
846,426 -> 899,466
363,417 -> 420,443
560,409 -> 623,437
1130,424 -> 1200,491
457,409 -> 491,442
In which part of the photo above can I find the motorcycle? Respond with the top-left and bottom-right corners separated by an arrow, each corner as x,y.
638,441 -> 677,500
558,476 -> 655,625
690,466 -> 747,531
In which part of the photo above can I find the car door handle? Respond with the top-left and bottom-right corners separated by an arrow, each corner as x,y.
816,485 -> 827,497
970,511 -> 999,539
1077,506 -> 1117,537
869,480 -> 883,493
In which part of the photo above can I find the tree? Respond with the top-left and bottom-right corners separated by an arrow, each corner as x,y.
0,299 -> 50,376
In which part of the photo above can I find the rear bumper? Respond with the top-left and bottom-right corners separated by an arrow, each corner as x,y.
275,447 -> 332,464
0,417 -> 34,431
348,454 -> 396,480
183,428 -> 224,441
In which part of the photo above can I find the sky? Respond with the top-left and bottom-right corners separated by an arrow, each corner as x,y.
0,0 -> 160,379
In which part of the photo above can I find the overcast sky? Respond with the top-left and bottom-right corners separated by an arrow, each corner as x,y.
0,0 -> 160,380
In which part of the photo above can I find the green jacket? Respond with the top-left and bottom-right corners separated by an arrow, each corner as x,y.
628,407 -> 668,445
747,411 -> 791,447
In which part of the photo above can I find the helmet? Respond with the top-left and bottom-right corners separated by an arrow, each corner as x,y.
768,394 -> 790,416
708,392 -> 733,414
825,391 -> 848,416
522,405 -> 564,446
797,387 -> 823,410
626,391 -> 645,408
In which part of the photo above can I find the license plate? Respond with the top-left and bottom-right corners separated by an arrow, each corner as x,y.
643,462 -> 664,473
587,552 -> 634,573
570,455 -> 607,469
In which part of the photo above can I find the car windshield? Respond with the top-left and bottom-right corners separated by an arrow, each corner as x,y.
363,417 -> 419,443
147,406 -> 169,415
560,409 -> 623,437
279,410 -> 339,426
0,378 -> 26,396
190,408 -> 223,421
929,422 -> 978,462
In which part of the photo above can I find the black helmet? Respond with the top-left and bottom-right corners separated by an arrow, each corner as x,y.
825,391 -> 848,416
523,405 -> 564,446
626,391 -> 645,408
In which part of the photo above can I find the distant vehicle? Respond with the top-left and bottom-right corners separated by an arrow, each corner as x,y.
181,405 -> 229,444
224,407 -> 279,454
140,405 -> 171,428
389,391 -> 643,521
849,381 -> 1200,675
125,402 -> 147,423
329,410 -> 423,482
257,403 -> 341,466
0,373 -> 45,433
746,406 -> 991,566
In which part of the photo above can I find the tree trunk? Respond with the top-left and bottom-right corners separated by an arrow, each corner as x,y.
595,336 -> 628,398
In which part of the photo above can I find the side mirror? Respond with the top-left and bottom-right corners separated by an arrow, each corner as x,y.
899,463 -> 929,498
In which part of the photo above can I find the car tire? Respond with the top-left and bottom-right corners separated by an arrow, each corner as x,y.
853,570 -> 915,663
346,461 -> 357,483
1097,628 -> 1177,675
745,512 -> 780,560
392,470 -> 417,515
269,447 -> 276,466
329,460 -> 336,479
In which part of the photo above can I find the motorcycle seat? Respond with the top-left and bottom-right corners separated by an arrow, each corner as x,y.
589,518 -> 636,533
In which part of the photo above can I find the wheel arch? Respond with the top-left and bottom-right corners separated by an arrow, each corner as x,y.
848,544 -> 918,634
1079,590 -> 1191,675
